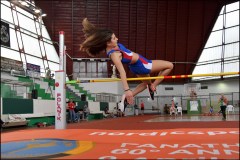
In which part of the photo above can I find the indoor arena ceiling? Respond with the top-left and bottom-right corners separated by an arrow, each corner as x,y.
35,0 -> 237,83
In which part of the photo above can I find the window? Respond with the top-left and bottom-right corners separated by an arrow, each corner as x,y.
192,1 -> 239,81
0,1 -> 59,78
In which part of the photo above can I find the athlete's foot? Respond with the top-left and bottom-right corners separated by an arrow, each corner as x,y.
147,84 -> 155,100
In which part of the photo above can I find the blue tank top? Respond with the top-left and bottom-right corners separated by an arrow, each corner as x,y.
107,43 -> 133,64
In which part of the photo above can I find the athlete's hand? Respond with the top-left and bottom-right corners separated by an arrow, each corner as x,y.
125,90 -> 134,105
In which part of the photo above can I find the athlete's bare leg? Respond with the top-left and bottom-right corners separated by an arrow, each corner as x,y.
151,60 -> 173,88
132,75 -> 151,97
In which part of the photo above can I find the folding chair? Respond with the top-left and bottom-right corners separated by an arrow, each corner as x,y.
177,107 -> 183,116
227,105 -> 234,114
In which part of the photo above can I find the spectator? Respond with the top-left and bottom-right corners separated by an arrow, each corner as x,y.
175,102 -> 178,109
112,107 -> 123,117
209,106 -> 214,116
75,108 -> 84,122
134,104 -> 139,116
68,99 -> 76,123
140,100 -> 145,115
164,104 -> 169,114
83,104 -> 90,120
218,94 -> 228,120
175,102 -> 178,112
103,107 -> 114,118
170,99 -> 176,116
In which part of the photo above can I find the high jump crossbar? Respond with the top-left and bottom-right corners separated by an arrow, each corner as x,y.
66,72 -> 239,84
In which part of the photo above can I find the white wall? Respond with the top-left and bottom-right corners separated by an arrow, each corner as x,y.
79,78 -> 239,112
79,78 -> 123,94
134,79 -> 239,97
199,79 -> 239,94
131,79 -> 239,113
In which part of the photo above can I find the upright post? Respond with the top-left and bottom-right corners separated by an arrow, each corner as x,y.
59,32 -> 65,71
55,31 -> 66,129
64,45 -> 66,72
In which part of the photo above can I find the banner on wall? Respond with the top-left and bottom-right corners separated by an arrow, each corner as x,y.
26,63 -> 40,72
26,63 -> 41,78
1,21 -> 10,47
190,100 -> 199,111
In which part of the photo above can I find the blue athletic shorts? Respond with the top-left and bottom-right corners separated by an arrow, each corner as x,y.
129,55 -> 152,75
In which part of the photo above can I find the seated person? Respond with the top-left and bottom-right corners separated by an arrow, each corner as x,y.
75,108 -> 84,122
103,107 -> 114,118
118,108 -> 124,117
83,105 -> 90,120
170,106 -> 176,115
170,100 -> 176,115
209,106 -> 214,115
175,102 -> 178,109
164,104 -> 169,114
113,107 -> 123,117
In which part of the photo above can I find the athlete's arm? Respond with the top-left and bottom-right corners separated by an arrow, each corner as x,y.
110,51 -> 134,104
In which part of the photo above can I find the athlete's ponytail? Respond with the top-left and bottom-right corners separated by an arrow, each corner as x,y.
82,18 -> 97,38
80,18 -> 113,57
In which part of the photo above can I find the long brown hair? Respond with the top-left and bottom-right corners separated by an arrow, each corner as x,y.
80,18 -> 113,56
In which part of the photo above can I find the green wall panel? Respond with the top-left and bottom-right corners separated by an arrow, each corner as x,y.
2,98 -> 33,114
18,77 -> 33,83
1,84 -> 11,98
100,102 -> 108,111
75,101 -> 88,110
88,113 -> 103,121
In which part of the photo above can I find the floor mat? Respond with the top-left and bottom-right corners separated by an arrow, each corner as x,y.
1,127 -> 239,159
